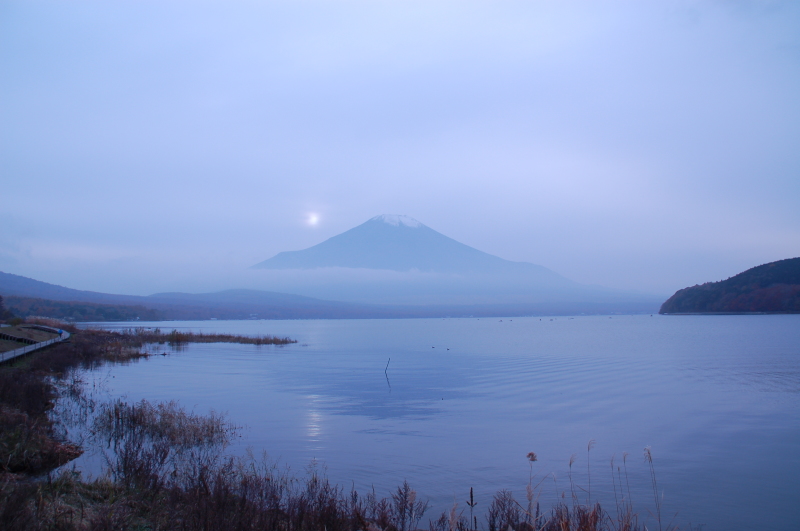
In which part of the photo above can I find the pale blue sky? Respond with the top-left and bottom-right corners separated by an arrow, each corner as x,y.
1,1 -> 799,296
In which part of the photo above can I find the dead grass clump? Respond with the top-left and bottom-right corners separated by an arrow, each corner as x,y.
487,489 -> 522,531
25,330 -> 150,375
391,480 -> 429,531
0,404 -> 82,474
125,327 -> 298,347
429,502 -> 470,531
0,369 -> 54,418
94,399 -> 234,451
0,478 -> 38,530
92,399 -> 236,497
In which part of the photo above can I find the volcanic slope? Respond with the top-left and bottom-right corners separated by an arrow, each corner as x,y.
253,215 -> 661,310
254,214 -> 571,283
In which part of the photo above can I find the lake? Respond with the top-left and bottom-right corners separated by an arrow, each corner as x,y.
76,315 -> 800,530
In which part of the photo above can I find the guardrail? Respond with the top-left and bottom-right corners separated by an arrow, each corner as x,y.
0,327 -> 71,364
0,331 -> 37,344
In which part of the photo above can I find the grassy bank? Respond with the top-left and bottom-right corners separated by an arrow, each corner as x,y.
0,324 -> 61,354
0,322 -> 669,531
125,327 -> 298,346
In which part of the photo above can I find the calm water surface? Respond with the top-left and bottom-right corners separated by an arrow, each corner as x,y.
78,315 -> 800,530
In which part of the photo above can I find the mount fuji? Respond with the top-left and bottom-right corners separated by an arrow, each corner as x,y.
254,214 -> 569,282
251,215 -> 660,311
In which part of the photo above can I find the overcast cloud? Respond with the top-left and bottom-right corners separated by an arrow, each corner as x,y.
1,1 -> 799,296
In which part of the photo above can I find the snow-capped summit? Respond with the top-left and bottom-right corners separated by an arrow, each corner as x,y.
371,214 -> 423,228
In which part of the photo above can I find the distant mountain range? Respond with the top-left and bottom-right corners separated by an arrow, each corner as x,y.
0,270 -> 658,321
660,258 -> 800,314
3,295 -> 163,322
0,271 -> 387,320
0,214 -> 666,321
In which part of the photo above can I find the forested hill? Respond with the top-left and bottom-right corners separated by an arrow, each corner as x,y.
660,257 -> 800,314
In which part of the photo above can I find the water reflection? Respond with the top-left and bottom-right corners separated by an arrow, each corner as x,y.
306,395 -> 323,441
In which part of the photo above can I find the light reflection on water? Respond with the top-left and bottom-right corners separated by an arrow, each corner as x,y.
75,315 -> 800,531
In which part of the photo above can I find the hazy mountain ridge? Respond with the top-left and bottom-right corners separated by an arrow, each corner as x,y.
4,295 -> 163,322
659,257 -> 800,314
1,270 -> 660,321
0,270 -> 137,305
0,271 -> 383,320
254,215 -> 572,282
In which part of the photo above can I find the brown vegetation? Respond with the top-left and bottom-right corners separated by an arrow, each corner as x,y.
127,327 -> 297,346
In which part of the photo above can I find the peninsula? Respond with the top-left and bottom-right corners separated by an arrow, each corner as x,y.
660,257 -> 800,314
